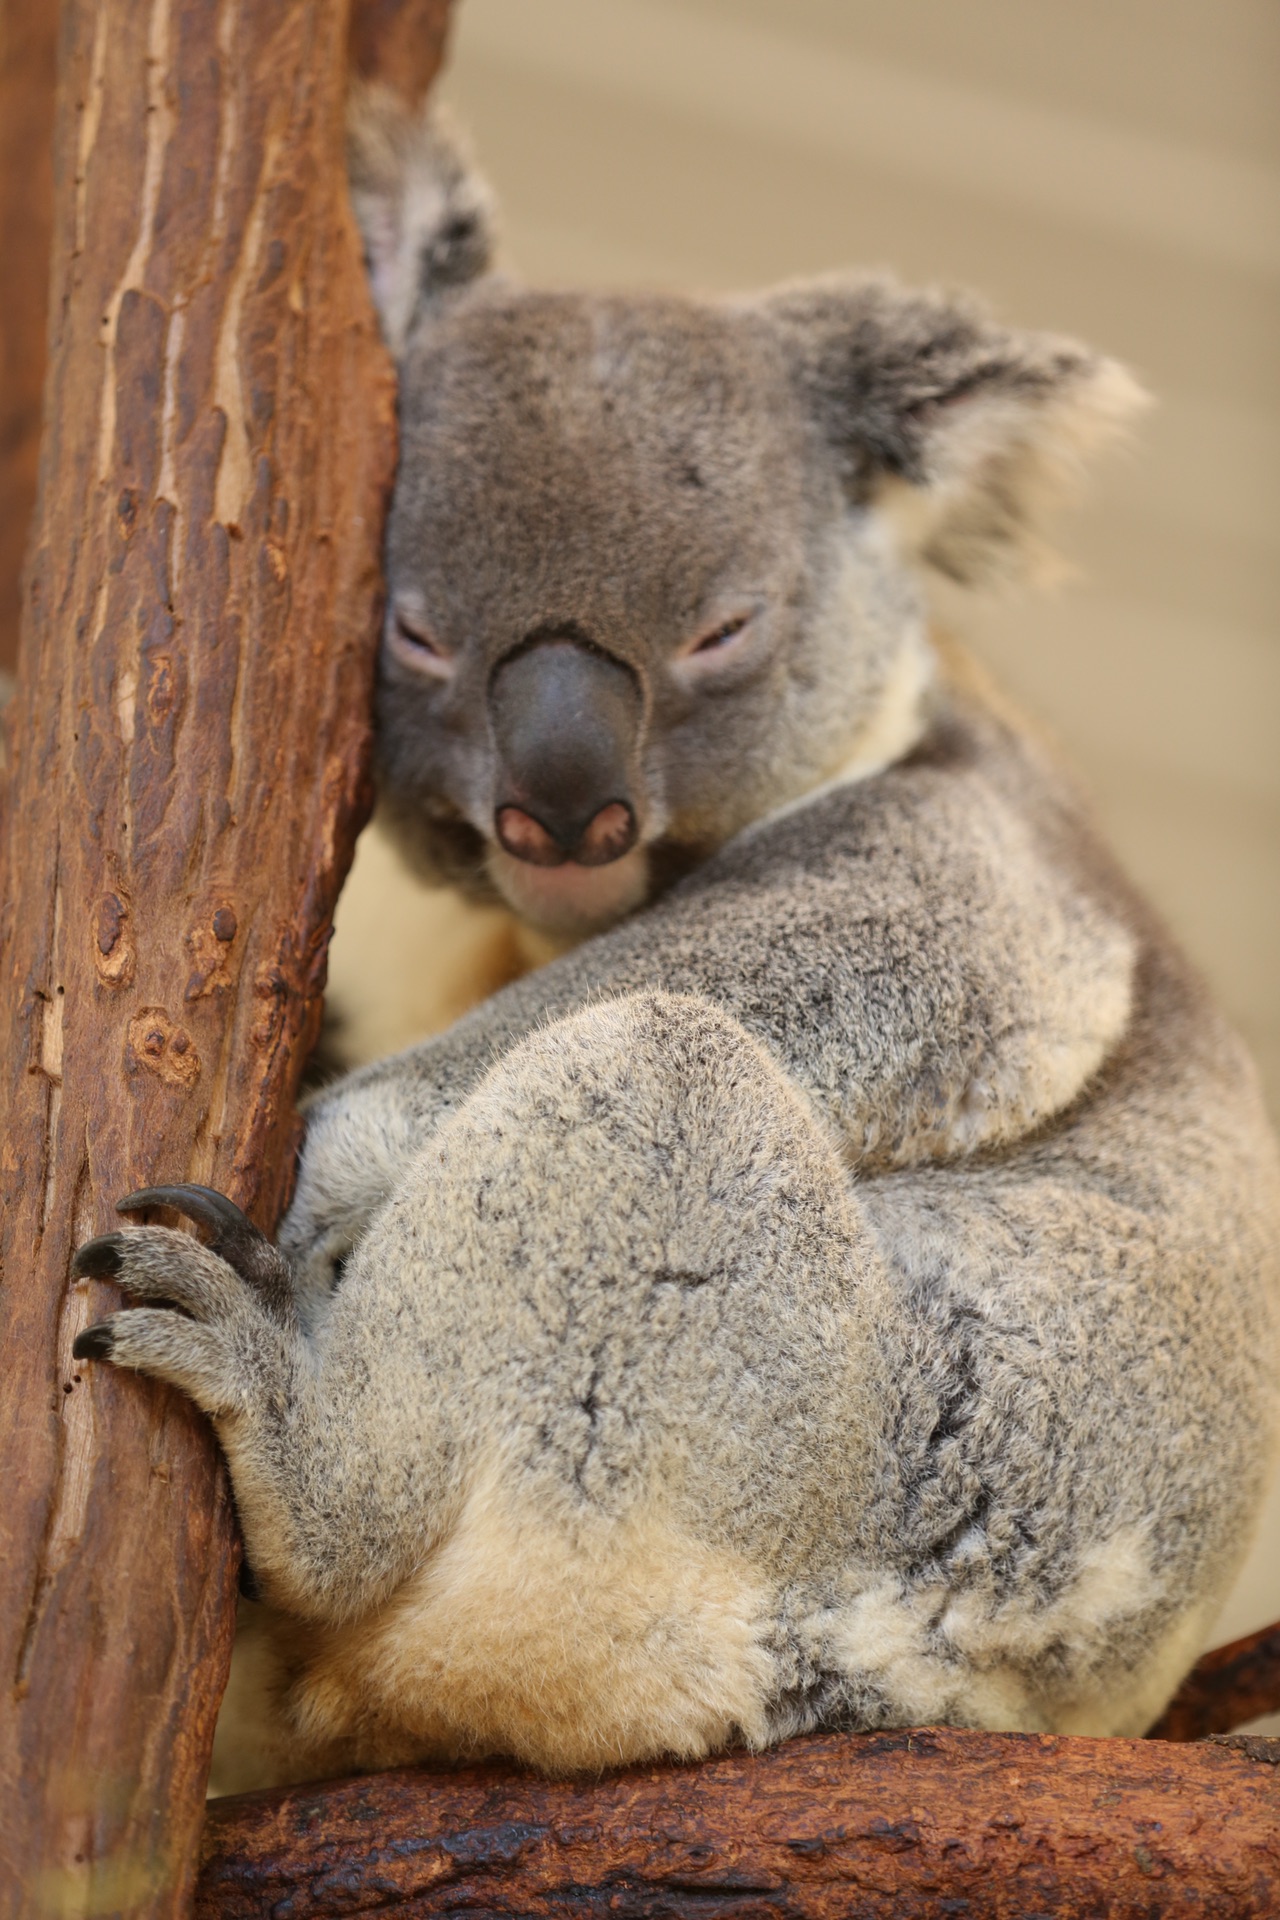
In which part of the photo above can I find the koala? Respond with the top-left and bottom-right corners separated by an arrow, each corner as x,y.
73,90 -> 1280,1792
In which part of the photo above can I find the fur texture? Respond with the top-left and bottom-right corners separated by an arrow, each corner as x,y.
75,92 -> 1280,1791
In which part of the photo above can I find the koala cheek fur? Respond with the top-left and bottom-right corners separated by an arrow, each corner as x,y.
74,87 -> 1280,1789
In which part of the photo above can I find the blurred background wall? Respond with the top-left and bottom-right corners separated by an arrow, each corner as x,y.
334,0 -> 1279,1668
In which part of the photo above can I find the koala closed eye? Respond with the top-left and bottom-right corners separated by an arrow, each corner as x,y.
672,610 -> 762,685
388,606 -> 454,679
688,613 -> 752,656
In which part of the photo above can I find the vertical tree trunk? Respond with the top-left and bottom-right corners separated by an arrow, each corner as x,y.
0,0 -> 59,676
0,0 -> 416,1908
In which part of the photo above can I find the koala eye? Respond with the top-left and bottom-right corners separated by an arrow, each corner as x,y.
694,614 -> 750,653
388,606 -> 454,680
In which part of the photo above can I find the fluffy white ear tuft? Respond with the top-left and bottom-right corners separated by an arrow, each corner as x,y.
765,275 -> 1149,589
881,351 -> 1149,588
347,82 -> 496,358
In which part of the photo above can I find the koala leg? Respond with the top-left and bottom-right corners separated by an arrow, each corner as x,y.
75,996 -> 899,1776
71,1187 -> 372,1623
254,989 -> 900,1776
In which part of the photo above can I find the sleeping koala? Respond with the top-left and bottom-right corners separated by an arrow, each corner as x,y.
73,91 -> 1280,1790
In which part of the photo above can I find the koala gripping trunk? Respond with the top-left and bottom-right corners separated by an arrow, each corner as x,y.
0,0 -> 426,1911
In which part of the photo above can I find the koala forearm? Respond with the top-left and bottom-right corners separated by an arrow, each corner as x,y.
292,716 -> 1135,1267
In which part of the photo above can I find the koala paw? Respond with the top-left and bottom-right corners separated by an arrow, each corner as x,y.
71,1185 -> 296,1420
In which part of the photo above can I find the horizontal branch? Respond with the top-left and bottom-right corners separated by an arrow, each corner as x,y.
198,1725 -> 1280,1918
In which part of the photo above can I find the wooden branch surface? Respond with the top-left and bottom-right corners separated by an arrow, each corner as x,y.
198,1726 -> 1280,1919
0,0 -> 59,674
0,0 -> 400,1909
1150,1615 -> 1280,1742
349,0 -> 454,106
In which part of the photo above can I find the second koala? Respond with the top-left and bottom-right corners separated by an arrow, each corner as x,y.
74,94 -> 1280,1789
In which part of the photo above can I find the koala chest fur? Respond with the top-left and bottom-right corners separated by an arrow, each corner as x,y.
74,89 -> 1280,1791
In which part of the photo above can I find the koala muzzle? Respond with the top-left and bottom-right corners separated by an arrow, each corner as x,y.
489,637 -> 642,867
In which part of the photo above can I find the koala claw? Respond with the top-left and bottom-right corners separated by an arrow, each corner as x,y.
66,1218 -> 297,1419
71,1233 -> 125,1280
71,1322 -> 116,1362
117,1183 -> 292,1315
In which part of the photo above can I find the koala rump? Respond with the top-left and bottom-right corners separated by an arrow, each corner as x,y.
72,87 -> 1280,1789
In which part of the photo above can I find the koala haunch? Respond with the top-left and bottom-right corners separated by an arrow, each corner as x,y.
74,88 -> 1280,1790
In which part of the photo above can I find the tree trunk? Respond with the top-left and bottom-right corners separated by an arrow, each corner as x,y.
197,1726 -> 1280,1919
0,0 -> 409,1908
0,0 -> 456,685
0,0 -> 59,677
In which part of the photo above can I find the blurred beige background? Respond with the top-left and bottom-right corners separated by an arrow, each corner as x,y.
329,0 -> 1280,1670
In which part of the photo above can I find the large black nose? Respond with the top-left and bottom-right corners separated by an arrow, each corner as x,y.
489,636 -> 642,867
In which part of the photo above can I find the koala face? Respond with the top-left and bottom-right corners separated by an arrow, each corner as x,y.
350,86 -> 1141,936
378,287 -> 922,933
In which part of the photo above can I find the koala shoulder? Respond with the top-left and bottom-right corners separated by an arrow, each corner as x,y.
685,687 -> 1139,1165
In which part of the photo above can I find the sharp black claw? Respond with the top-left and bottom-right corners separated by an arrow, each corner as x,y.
71,1234 -> 124,1280
73,1324 -> 116,1362
118,1184 -> 257,1241
116,1182 -> 291,1315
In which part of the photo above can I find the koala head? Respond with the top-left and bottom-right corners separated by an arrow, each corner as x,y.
350,85 -> 1143,938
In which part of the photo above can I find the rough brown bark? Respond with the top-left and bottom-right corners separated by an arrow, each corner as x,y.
349,0 -> 453,105
1151,1616 -> 1280,1742
0,0 -> 59,676
197,1727 -> 1280,1919
0,0 -> 399,1912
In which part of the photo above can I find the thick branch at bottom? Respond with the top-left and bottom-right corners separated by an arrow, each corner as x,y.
199,1723 -> 1280,1919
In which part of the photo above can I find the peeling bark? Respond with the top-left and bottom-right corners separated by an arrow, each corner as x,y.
0,0 -> 400,1909
198,1726 -> 1280,1919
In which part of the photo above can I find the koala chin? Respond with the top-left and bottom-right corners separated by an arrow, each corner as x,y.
485,840 -> 652,941
74,86 -> 1280,1792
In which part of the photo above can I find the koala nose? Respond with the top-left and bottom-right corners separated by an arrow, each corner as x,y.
489,635 -> 642,867
495,799 -> 636,868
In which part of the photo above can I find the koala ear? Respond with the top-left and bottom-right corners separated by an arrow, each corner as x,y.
764,274 -> 1147,587
347,81 -> 496,358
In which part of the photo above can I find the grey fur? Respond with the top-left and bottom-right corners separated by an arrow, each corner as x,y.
77,95 -> 1280,1787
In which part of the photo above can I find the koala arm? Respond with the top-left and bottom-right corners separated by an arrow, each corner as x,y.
287,716 -> 1135,1279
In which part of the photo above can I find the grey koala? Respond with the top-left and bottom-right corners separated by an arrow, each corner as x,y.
73,88 -> 1280,1790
